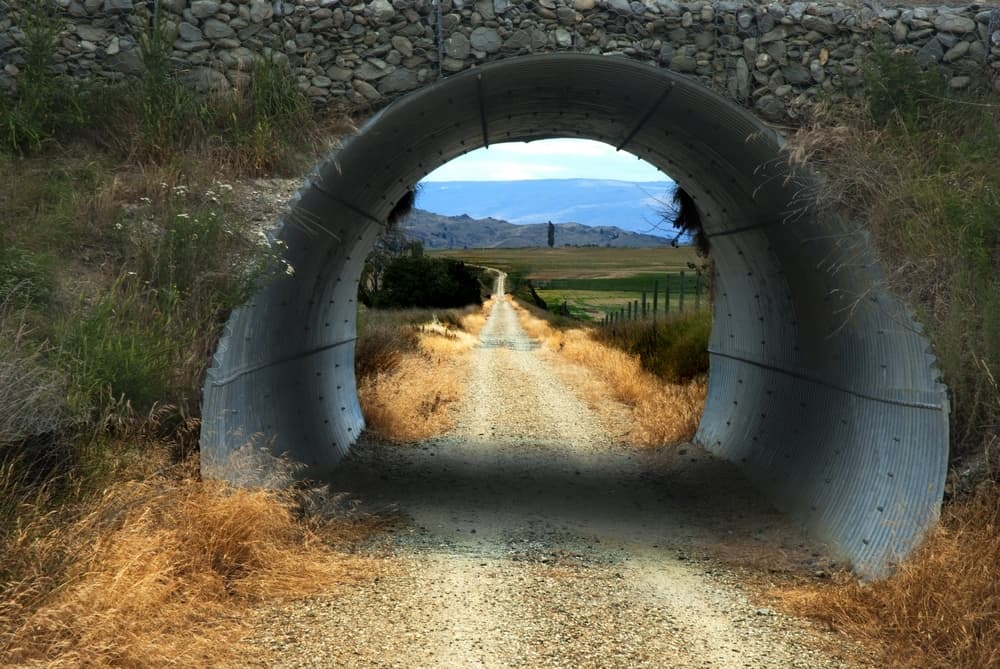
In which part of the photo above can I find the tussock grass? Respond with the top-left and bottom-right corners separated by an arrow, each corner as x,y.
0,458 -> 384,668
356,304 -> 488,441
773,484 -> 1000,669
511,300 -> 705,445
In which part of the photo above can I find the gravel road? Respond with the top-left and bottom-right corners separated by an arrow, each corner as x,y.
247,276 -> 873,668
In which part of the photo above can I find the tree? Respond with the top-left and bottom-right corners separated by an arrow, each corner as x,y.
547,220 -> 555,248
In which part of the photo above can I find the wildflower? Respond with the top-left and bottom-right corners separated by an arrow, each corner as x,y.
176,213 -> 190,219
284,261 -> 295,276
139,196 -> 152,204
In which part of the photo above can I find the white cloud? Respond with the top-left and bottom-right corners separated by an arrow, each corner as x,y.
422,138 -> 671,183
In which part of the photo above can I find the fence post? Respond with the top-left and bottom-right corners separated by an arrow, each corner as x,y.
652,280 -> 659,322
619,307 -> 625,323
633,299 -> 639,321
665,278 -> 671,316
679,270 -> 686,313
695,273 -> 703,311
641,291 -> 647,320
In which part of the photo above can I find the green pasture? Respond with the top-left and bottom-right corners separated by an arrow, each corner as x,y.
430,247 -> 710,321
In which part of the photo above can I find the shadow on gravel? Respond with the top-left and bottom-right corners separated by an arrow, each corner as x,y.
327,437 -> 835,574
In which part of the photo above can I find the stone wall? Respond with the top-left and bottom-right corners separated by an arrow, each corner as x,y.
2,0 -> 999,123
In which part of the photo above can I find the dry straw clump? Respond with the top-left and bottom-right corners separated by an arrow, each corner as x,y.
510,300 -> 706,445
0,464 -> 383,668
773,484 -> 1000,669
356,303 -> 488,441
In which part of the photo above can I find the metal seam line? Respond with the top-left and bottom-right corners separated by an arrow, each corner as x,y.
707,349 -> 945,411
308,180 -> 383,225
477,74 -> 490,148
703,218 -> 785,239
209,338 -> 359,387
617,83 -> 674,152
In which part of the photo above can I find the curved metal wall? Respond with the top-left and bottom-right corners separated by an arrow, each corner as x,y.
201,54 -> 949,578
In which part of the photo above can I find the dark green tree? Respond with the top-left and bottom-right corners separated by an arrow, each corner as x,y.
547,221 -> 555,248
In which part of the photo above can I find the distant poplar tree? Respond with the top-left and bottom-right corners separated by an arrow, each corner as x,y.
547,221 -> 555,248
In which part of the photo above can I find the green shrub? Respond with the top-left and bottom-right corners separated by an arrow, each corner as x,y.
372,253 -> 483,309
597,310 -> 711,383
1,1 -> 89,155
58,282 -> 178,415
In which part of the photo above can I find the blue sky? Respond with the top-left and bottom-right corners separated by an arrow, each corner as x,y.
422,138 -> 672,183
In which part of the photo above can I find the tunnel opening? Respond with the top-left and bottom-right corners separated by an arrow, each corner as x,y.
201,54 -> 949,578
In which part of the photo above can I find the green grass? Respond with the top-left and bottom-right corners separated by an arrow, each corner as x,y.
431,247 -> 700,279
431,247 -> 709,321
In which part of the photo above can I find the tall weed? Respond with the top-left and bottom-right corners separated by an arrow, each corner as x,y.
0,1 -> 89,155
788,47 -> 1000,461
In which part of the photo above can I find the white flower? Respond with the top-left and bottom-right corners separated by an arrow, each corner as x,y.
284,261 -> 295,276
176,213 -> 190,219
139,196 -> 152,204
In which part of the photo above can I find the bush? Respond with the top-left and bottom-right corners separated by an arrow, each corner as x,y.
373,255 -> 483,309
596,311 -> 711,383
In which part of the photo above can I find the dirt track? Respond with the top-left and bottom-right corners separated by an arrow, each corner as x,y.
248,284 -> 873,668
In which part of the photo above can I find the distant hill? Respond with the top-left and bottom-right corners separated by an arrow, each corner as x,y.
400,209 -> 670,249
415,179 -> 677,237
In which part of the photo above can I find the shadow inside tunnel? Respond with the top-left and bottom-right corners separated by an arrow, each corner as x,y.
326,436 -> 833,572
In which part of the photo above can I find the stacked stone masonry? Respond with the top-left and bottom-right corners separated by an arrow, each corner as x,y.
2,0 -> 999,123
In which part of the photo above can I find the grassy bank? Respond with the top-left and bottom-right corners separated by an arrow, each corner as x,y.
355,303 -> 489,441
772,45 -> 1000,667
0,5 -> 365,664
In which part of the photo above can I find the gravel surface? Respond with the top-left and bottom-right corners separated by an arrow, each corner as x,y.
245,276 -> 874,668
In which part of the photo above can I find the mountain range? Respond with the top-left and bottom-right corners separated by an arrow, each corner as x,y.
414,179 -> 678,237
400,209 -> 670,249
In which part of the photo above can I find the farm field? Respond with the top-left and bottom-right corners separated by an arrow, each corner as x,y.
432,247 -> 711,321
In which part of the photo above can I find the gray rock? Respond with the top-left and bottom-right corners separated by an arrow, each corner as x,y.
934,14 -> 975,34
391,35 -> 413,57
203,18 -> 235,39
916,37 -> 944,65
760,26 -> 786,43
557,6 -> 577,24
84,0 -> 102,12
106,36 -> 120,55
75,25 -> 107,42
353,78 -> 381,100
312,75 -> 332,87
943,40 -> 970,63
554,27 -> 572,47
802,14 -> 835,35
493,0 -> 509,13
787,1 -> 805,20
949,75 -> 971,89
378,67 -> 418,93
669,54 -> 696,72
327,65 -> 353,80
355,61 -> 390,79
444,32 -> 471,59
754,94 -> 785,122
160,0 -> 186,12
892,20 -> 907,43
608,0 -> 631,16
475,0 -> 495,19
107,47 -> 144,75
505,29 -> 532,49
809,59 -> 825,83
178,22 -> 204,41
191,0 -> 220,18
470,27 -> 501,53
369,0 -> 396,23
184,67 -> 230,93
103,0 -> 133,11
174,39 -> 211,51
250,0 -> 273,22
575,0 -> 596,9
781,62 -> 810,84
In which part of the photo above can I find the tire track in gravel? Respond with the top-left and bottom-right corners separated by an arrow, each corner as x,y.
247,275 -> 874,669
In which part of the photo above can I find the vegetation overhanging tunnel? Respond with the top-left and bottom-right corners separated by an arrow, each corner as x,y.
200,54 -> 948,579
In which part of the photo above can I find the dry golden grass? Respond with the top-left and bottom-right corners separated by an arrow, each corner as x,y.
772,485 -> 1000,669
510,300 -> 705,446
0,458 -> 384,668
357,303 -> 489,442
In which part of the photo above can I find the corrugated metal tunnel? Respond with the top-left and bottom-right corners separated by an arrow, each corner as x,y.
200,54 -> 949,578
